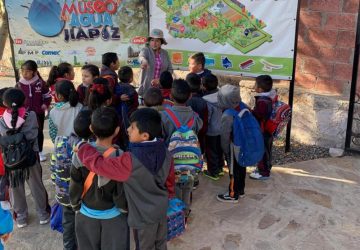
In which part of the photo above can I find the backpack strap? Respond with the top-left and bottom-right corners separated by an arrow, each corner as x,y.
164,108 -> 182,129
81,147 -> 116,199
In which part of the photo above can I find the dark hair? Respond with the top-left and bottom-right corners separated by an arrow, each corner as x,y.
202,74 -> 218,91
0,87 -> 10,108
47,62 -> 73,87
160,71 -> 173,89
118,66 -> 133,83
3,88 -> 26,129
143,87 -> 163,107
130,108 -> 162,140
88,78 -> 112,110
55,80 -> 79,107
91,107 -> 119,139
255,75 -> 273,92
190,52 -> 205,68
81,64 -> 100,77
74,110 -> 93,140
185,73 -> 201,92
171,79 -> 191,104
21,60 -> 44,81
102,52 -> 118,67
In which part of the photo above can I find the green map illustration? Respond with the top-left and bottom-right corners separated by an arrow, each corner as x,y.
157,0 -> 272,54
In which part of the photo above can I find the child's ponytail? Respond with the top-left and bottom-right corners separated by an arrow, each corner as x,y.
47,62 -> 73,87
2,88 -> 26,130
69,88 -> 79,107
88,78 -> 111,110
47,65 -> 59,87
56,80 -> 79,107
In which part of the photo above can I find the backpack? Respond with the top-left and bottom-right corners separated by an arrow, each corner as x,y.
0,113 -> 37,187
224,102 -> 264,167
264,96 -> 292,138
164,108 -> 203,178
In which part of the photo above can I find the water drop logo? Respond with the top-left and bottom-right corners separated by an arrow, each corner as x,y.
28,0 -> 65,37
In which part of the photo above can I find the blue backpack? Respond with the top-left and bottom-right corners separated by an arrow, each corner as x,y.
224,102 -> 264,167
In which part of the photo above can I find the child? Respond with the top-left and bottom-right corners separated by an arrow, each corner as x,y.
16,60 -> 52,162
0,88 -> 50,227
115,66 -> 139,150
249,75 -> 276,180
70,107 -> 129,250
161,79 -> 203,146
87,78 -> 112,111
52,110 -> 93,250
77,64 -> 100,105
76,108 -> 175,250
143,87 -> 165,111
0,202 -> 13,250
159,71 -> 173,100
0,88 -> 8,207
186,73 -> 208,155
202,74 -> 225,180
188,52 -> 212,79
216,85 -> 245,203
49,80 -> 83,143
47,62 -> 75,103
101,52 -> 120,91
161,79 -> 203,211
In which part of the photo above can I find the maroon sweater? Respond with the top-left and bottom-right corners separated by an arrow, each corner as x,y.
16,75 -> 51,114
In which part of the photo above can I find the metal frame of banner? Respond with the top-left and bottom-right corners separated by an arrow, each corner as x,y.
345,3 -> 360,151
3,0 -> 19,82
285,0 -> 301,152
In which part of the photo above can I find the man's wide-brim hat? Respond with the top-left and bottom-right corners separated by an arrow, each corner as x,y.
147,28 -> 167,45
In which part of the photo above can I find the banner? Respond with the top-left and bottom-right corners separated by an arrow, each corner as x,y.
5,0 -> 148,68
150,0 -> 299,80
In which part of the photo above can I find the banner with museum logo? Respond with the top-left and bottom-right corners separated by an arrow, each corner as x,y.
5,0 -> 148,68
150,0 -> 299,80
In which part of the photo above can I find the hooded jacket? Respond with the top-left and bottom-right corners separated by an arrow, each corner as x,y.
217,85 -> 241,165
100,65 -> 118,91
203,89 -> 222,136
49,102 -> 83,143
16,75 -> 51,115
77,139 -> 175,229
0,108 -> 39,152
253,89 -> 277,128
70,144 -> 127,212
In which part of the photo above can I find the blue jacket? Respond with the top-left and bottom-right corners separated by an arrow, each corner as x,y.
0,205 -> 13,250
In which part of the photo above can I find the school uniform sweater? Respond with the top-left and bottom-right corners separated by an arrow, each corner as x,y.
16,75 -> 51,115
77,139 -> 175,229
70,145 -> 127,213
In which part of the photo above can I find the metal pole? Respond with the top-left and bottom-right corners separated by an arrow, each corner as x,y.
345,3 -> 360,149
285,0 -> 301,152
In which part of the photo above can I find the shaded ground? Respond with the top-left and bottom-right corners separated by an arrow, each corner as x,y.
5,146 -> 360,249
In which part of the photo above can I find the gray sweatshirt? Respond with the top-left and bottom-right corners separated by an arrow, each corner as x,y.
160,105 -> 203,146
217,85 -> 242,165
138,46 -> 173,96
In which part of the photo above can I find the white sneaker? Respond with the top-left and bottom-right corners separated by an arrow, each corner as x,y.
39,152 -> 47,162
39,217 -> 50,225
17,221 -> 28,228
249,171 -> 270,180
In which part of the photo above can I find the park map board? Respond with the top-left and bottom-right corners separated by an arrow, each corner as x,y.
151,0 -> 299,79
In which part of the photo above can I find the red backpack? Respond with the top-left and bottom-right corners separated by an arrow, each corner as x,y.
264,96 -> 292,138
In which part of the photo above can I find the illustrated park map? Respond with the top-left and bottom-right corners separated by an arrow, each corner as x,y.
157,0 -> 272,54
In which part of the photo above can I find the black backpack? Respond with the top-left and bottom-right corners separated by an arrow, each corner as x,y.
0,113 -> 37,187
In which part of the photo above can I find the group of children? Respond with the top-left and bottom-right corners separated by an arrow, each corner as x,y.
0,51 -> 277,250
